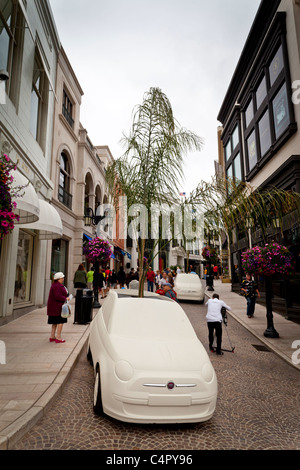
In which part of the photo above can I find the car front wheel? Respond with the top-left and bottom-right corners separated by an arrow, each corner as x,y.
93,366 -> 103,415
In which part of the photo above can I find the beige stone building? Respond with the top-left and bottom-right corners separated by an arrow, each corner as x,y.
0,0 -> 61,324
217,0 -> 300,319
48,47 -> 118,296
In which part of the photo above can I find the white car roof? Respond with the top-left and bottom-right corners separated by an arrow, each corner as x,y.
102,290 -> 196,341
175,273 -> 201,284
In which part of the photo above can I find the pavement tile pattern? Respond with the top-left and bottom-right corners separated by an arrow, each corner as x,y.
10,288 -> 300,451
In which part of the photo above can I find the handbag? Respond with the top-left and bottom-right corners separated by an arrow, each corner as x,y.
61,302 -> 71,318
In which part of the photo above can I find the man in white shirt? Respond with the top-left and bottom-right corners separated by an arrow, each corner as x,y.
159,272 -> 169,287
206,293 -> 231,355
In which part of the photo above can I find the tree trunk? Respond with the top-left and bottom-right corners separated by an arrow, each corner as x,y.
138,238 -> 146,297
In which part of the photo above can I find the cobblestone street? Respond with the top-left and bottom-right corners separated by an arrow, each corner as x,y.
12,301 -> 300,451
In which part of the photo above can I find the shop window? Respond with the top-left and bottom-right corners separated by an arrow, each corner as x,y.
272,83 -> 290,139
0,0 -> 24,106
14,230 -> 34,304
233,153 -> 242,182
245,99 -> 254,128
58,152 -> 72,209
29,49 -> 49,150
258,109 -> 271,157
241,37 -> 294,178
247,130 -> 257,171
231,125 -> 239,151
225,139 -> 231,163
269,44 -> 283,87
256,75 -> 267,109
51,239 -> 68,282
62,89 -> 74,128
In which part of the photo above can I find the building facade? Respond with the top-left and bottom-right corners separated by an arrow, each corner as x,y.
217,0 -> 300,319
0,0 -> 62,324
0,1 -> 125,325
49,47 -> 125,296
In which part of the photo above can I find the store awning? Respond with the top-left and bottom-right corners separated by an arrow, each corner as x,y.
11,170 -> 40,224
20,199 -> 63,240
83,233 -> 93,241
114,245 -> 131,259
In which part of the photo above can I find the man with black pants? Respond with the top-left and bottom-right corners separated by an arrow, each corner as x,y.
206,293 -> 231,355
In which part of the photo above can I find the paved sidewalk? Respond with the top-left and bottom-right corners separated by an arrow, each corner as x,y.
0,299 -> 91,450
0,281 -> 299,450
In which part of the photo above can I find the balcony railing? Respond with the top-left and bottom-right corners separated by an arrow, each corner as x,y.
58,185 -> 72,210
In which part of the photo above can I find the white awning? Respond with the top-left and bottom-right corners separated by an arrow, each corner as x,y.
11,170 -> 40,224
20,200 -> 63,240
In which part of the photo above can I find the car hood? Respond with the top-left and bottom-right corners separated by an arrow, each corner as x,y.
110,336 -> 207,371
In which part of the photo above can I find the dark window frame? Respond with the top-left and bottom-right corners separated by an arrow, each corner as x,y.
62,89 -> 74,129
58,151 -> 72,209
0,0 -> 25,107
223,113 -> 244,183
240,13 -> 297,181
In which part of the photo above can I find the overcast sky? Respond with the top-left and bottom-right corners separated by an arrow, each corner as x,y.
49,0 -> 261,195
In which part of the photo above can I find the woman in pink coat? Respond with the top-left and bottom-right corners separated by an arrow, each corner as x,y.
47,272 -> 69,343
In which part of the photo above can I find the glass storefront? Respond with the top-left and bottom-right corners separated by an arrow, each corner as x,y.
51,239 -> 68,282
14,230 -> 34,304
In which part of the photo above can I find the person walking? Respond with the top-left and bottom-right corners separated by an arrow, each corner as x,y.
98,267 -> 105,298
73,264 -> 87,289
47,272 -> 69,343
206,293 -> 231,355
108,269 -> 118,289
117,266 -> 126,288
146,267 -> 155,292
87,267 -> 94,290
213,265 -> 219,280
241,273 -> 261,318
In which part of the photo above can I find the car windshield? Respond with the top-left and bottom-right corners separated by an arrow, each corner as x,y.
109,298 -> 196,340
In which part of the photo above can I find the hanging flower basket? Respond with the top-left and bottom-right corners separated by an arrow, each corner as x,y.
241,243 -> 295,277
83,237 -> 112,264
202,245 -> 218,264
0,153 -> 19,240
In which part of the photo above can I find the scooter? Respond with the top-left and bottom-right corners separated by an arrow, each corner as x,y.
212,307 -> 235,353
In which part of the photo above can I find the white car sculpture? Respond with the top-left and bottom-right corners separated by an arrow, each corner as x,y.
174,273 -> 205,303
87,289 -> 217,424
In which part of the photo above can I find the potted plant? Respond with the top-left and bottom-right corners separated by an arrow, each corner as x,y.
201,245 -> 218,265
83,237 -> 112,307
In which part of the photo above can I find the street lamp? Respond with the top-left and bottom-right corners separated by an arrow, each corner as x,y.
84,204 -> 105,308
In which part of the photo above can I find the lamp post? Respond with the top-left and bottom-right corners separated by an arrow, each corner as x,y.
207,231 -> 214,291
84,204 -> 105,309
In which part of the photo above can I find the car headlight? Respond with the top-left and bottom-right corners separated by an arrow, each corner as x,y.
202,362 -> 215,383
115,360 -> 134,381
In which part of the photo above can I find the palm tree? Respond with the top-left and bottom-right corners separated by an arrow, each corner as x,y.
106,87 -> 203,296
187,176 -> 300,337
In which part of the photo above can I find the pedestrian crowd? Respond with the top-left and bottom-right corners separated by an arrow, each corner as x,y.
47,262 -> 258,355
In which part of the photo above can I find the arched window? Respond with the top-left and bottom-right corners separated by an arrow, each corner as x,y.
58,152 -> 72,209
